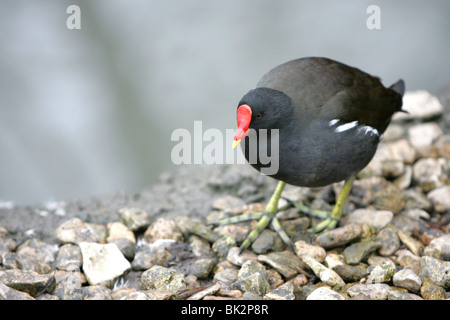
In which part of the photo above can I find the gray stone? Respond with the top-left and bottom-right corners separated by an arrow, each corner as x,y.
0,282 -> 35,300
332,264 -> 368,283
347,283 -> 391,300
52,270 -> 83,300
212,236 -> 236,259
419,256 -> 450,289
343,241 -> 382,265
388,290 -> 423,300
395,90 -> 444,121
306,287 -> 345,300
302,256 -> 345,287
55,218 -> 100,244
294,240 -> 326,263
413,158 -> 448,192
264,282 -> 295,300
367,260 -> 396,283
397,230 -> 423,256
407,122 -> 443,155
79,242 -> 131,288
187,258 -> 217,279
15,239 -> 58,274
227,246 -> 258,266
235,260 -> 270,295
212,196 -> 245,214
55,243 -> 82,271
140,265 -> 187,291
143,218 -> 184,243
343,209 -> 393,230
107,222 -> 136,260
82,285 -> 112,300
427,186 -> 450,213
314,224 -> 362,249
118,207 -> 152,232
424,234 -> 450,260
376,226 -> 400,256
0,269 -> 54,297
176,216 -> 219,243
257,250 -> 307,278
393,268 -> 422,292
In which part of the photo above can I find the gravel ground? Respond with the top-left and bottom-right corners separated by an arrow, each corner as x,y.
0,89 -> 449,300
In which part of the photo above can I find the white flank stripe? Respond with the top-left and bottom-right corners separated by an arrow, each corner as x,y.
335,121 -> 358,133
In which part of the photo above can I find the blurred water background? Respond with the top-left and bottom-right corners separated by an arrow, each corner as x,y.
1,0 -> 449,205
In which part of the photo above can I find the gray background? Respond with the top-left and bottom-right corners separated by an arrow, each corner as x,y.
1,0 -> 449,205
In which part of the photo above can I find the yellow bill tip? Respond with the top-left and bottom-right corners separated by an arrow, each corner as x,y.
232,139 -> 241,149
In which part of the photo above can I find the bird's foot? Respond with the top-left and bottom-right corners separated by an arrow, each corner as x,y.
209,181 -> 294,253
295,175 -> 356,234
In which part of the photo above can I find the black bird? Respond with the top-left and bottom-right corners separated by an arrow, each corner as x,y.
218,57 -> 405,252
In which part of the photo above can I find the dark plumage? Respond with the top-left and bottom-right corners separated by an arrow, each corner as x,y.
239,57 -> 404,187
219,57 -> 405,252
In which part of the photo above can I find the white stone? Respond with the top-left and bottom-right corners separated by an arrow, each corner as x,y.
79,242 -> 131,288
393,90 -> 443,121
306,287 -> 345,300
393,269 -> 422,292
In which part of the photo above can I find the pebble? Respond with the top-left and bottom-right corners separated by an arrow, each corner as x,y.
396,249 -> 421,274
52,270 -> 83,300
332,264 -> 368,283
0,269 -> 54,297
376,225 -> 400,256
393,268 -> 422,292
15,238 -> 58,274
366,260 -> 396,283
144,218 -> 184,243
388,290 -> 423,300
55,218 -> 99,244
418,256 -> 450,288
301,256 -> 345,288
257,250 -> 307,279
342,209 -> 393,230
212,235 -> 236,258
427,185 -> 450,213
265,282 -> 295,300
394,90 -> 443,121
212,196 -> 245,214
82,285 -> 112,300
413,158 -> 447,192
420,281 -> 448,300
140,265 -> 187,291
343,241 -> 382,265
397,230 -> 423,256
347,283 -> 391,300
118,207 -> 152,232
226,247 -> 258,266
306,287 -> 345,300
314,223 -> 362,249
79,242 -> 131,288
294,240 -> 326,263
234,260 -> 270,295
407,122 -> 443,155
0,282 -> 35,300
176,216 -> 219,243
423,234 -> 450,260
324,253 -> 345,269
107,222 -> 136,260
55,243 -> 82,271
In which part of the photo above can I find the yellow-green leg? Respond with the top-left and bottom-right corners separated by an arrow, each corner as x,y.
238,181 -> 290,253
308,175 -> 356,233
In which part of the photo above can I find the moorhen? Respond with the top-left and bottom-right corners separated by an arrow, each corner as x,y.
216,57 -> 405,252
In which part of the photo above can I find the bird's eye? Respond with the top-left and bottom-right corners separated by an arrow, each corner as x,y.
256,113 -> 263,119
